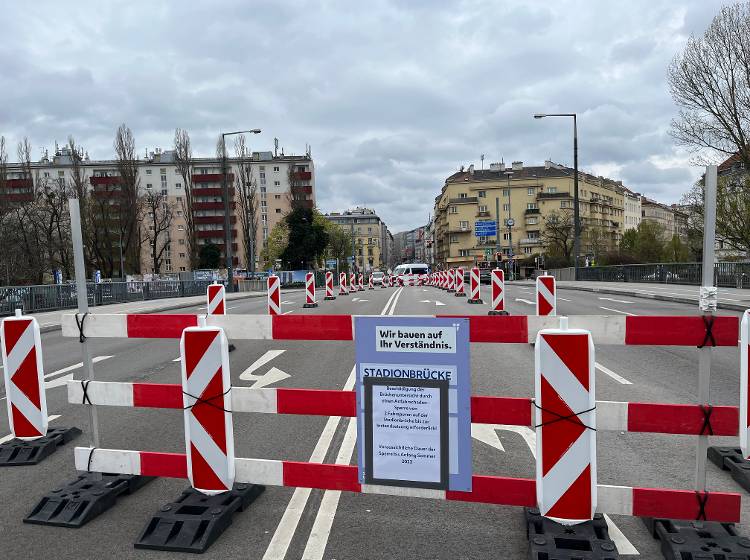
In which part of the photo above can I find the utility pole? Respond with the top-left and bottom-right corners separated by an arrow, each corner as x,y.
505,171 -> 514,280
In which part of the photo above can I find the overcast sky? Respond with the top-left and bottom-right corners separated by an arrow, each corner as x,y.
0,0 -> 737,232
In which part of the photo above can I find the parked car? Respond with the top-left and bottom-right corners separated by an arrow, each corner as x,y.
371,271 -> 385,285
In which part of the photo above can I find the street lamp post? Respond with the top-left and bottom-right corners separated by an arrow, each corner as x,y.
505,171 -> 514,280
534,113 -> 580,280
221,129 -> 261,291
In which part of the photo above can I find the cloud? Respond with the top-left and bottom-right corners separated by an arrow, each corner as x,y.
0,0 -> 731,231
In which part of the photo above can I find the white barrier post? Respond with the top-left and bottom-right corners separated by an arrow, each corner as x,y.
447,268 -> 455,292
535,321 -> 596,524
536,275 -> 556,316
468,266 -> 482,304
358,273 -> 364,291
267,275 -> 281,316
339,272 -> 349,296
455,267 -> 466,297
488,268 -> 507,315
303,272 -> 318,308
1,310 -> 48,440
180,319 -> 235,494
741,310 -> 750,458
207,283 -> 226,315
325,271 -> 336,301
350,272 -> 357,292
368,274 -> 374,290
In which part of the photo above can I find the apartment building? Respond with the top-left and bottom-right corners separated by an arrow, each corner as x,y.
622,187 -> 642,231
1,144 -> 315,276
640,198 -> 687,240
433,160 -> 626,269
324,207 -> 392,272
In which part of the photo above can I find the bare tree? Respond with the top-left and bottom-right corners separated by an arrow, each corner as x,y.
0,136 -> 7,217
234,135 -> 259,273
17,137 -> 34,196
541,210 -> 578,263
113,124 -> 142,276
174,128 -> 197,268
668,3 -> 750,164
142,191 -> 175,274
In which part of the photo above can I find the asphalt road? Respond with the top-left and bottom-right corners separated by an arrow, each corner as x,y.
0,282 -> 747,559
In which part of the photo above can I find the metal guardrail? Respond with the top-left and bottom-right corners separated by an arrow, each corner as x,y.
0,280 -> 221,316
548,262 -> 750,288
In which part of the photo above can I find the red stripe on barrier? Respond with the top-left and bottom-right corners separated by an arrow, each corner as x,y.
470,396 -> 532,425
133,383 -> 183,409
628,402 -> 738,436
282,461 -> 361,492
446,475 -> 536,507
272,315 -> 353,341
632,487 -> 741,523
140,451 -> 188,478
624,316 -> 738,347
277,388 -> 356,417
436,315 -> 529,343
127,314 -> 198,338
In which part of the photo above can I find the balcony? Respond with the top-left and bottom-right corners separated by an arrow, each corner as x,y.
448,226 -> 472,234
524,208 -> 540,215
0,193 -> 33,202
449,197 -> 478,204
292,171 -> 312,181
475,211 -> 491,217
193,202 -> 232,211
192,173 -> 234,183
292,185 -> 313,195
193,187 -> 234,197
537,192 -> 571,199
196,229 -> 237,239
194,215 -> 236,225
6,178 -> 32,188
90,176 -> 120,186
520,238 -> 542,245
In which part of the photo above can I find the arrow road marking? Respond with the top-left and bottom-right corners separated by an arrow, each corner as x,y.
419,300 -> 431,303
515,298 -> 535,305
239,350 -> 286,380
242,366 -> 291,389
435,301 -> 446,306
598,297 -> 634,304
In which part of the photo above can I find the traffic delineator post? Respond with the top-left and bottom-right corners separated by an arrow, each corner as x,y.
368,275 -> 374,290
448,268 -> 455,292
536,275 -> 556,316
206,283 -> 226,315
455,267 -> 466,297
350,272 -> 357,292
303,272 -> 318,308
358,273 -> 364,291
535,320 -> 596,525
488,268 -> 507,315
267,275 -> 281,316
468,267 -> 483,304
339,272 -> 349,296
325,271 -> 336,300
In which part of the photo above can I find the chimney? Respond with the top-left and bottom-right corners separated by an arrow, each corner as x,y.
468,164 -> 474,175
512,161 -> 523,171
544,160 -> 551,170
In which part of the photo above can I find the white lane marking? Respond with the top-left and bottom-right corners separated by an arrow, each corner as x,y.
558,297 -> 571,302
0,414 -> 61,444
239,350 -> 286,380
227,306 -> 237,310
281,300 -> 294,305
595,362 -> 633,385
44,355 -> 113,380
419,300 -> 431,303
598,306 -> 637,316
515,298 -> 535,305
604,515 -> 639,555
435,300 -> 445,306
599,297 -> 634,304
283,310 -> 295,315
471,424 -> 505,451
263,286 -> 399,560
172,357 -> 181,362
387,287 -> 404,315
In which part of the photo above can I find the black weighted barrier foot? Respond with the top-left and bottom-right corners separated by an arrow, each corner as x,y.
302,302 -> 319,308
708,445 -> 750,493
0,426 -> 81,466
526,508 -> 619,559
135,483 -> 265,553
488,310 -> 509,315
25,472 -> 153,527
643,517 -> 750,560
467,299 -> 483,304
324,296 -> 336,300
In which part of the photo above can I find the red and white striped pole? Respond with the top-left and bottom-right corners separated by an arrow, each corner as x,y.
468,266 -> 483,304
350,272 -> 357,292
339,272 -> 348,296
207,283 -> 226,315
455,267 -> 466,297
325,271 -> 336,301
368,274 -> 374,290
303,272 -> 318,308
535,319 -> 596,524
358,273 -> 364,291
1,310 -> 48,440
488,268 -> 507,315
741,310 -> 750,458
536,275 -> 557,316
180,318 -> 235,494
448,268 -> 455,293
267,275 -> 281,316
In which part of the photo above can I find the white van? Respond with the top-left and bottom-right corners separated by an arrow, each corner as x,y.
393,263 -> 430,286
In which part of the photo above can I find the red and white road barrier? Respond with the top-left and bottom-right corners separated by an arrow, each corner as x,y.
536,275 -> 556,316
1,310 -> 48,440
180,321 -> 235,494
73,447 -> 740,522
325,271 -> 336,300
448,269 -> 455,292
489,268 -> 505,314
339,272 -> 348,295
468,267 -> 482,304
207,283 -> 226,315
358,273 -> 364,291
350,272 -> 357,292
368,275 -> 374,290
267,275 -> 281,316
741,310 -> 750,458
535,324 -> 596,524
455,267 -> 466,296
62,313 -> 740,347
304,272 -> 318,308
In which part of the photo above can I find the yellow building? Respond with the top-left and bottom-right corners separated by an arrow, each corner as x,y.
324,207 -> 392,272
433,161 -> 626,269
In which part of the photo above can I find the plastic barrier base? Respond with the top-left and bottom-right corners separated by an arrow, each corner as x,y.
708,446 -> 750,493
488,310 -> 509,315
134,483 -> 265,553
468,298 -> 483,304
455,293 -> 466,297
0,426 -> 81,466
324,296 -> 336,300
643,518 -> 750,559
303,302 -> 319,308
526,508 -> 619,559
24,472 -> 152,527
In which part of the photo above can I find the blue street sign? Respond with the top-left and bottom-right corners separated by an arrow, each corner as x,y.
326,259 -> 338,268
474,220 -> 497,236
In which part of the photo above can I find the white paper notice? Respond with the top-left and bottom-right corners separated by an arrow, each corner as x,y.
371,384 -> 442,484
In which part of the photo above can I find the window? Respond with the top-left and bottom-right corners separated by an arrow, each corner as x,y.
458,193 -> 467,198
275,208 -> 281,213
44,171 -> 50,178
527,187 -> 535,195
146,183 -> 152,189
274,194 -> 281,199
160,168 -> 166,175
503,233 -> 510,240
274,181 -> 280,186
259,166 -> 265,171
449,206 -> 457,214
459,220 -> 469,229
459,249 -> 470,257
261,201 -> 267,207
479,205 -> 488,213
176,183 -> 182,189
478,190 -> 486,198
273,166 -> 280,172
560,201 -> 569,208
260,172 -> 266,179
527,217 -> 538,225
523,247 -> 533,254
177,211 -> 183,217
503,204 -> 510,211
180,267 -> 186,271
179,253 -> 185,258
176,196 -> 182,201
146,169 -> 152,175
160,189 -> 166,195
528,231 -> 539,239
527,203 -> 537,210
478,236 -> 489,244
161,175 -> 167,188
179,239 -> 185,245
177,225 -> 184,231
547,186 -> 557,194
260,186 -> 266,193
450,234 -> 458,243
503,189 -> 510,196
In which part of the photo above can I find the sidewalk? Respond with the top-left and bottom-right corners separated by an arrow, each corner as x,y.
27,291 -> 267,334
515,280 -> 750,312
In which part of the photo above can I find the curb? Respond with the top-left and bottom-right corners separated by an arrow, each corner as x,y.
38,292 -> 268,335
511,281 -> 749,313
